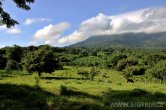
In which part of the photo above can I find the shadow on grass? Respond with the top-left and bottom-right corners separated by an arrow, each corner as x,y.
41,76 -> 86,80
103,88 -> 166,110
0,84 -> 106,110
1,83 -> 166,110
0,84 -> 57,110
19,73 -> 32,76
60,85 -> 102,100
0,71 -> 31,79
0,74 -> 16,80
59,85 -> 109,110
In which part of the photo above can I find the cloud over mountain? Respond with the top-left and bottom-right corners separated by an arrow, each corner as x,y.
58,13 -> 112,46
32,7 -> 166,46
58,7 -> 166,46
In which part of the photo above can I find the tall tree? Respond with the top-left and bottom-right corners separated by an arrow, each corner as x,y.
6,45 -> 23,63
23,47 -> 62,77
0,0 -> 35,28
0,49 -> 7,69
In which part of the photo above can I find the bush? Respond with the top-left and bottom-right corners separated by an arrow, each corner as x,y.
116,58 -> 138,71
116,59 -> 127,71
77,70 -> 89,79
123,67 -> 133,79
146,53 -> 166,66
129,66 -> 145,75
89,67 -> 100,80
148,60 -> 166,80
123,66 -> 145,78
105,54 -> 127,69
72,56 -> 102,67
5,60 -> 22,73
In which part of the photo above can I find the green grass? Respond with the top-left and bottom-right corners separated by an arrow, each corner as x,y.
0,66 -> 166,110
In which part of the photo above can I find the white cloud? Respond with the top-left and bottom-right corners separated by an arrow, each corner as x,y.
31,7 -> 166,46
24,18 -> 50,25
57,7 -> 166,46
6,27 -> 21,34
109,7 -> 166,34
58,13 -> 112,45
32,22 -> 70,46
0,25 -> 21,35
0,25 -> 7,30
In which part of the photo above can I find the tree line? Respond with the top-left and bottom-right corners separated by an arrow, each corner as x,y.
0,45 -> 166,81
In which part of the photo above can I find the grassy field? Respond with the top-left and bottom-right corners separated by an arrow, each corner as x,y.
1,66 -> 166,110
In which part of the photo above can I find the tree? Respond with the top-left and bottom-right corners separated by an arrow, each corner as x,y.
23,48 -> 62,77
0,0 -> 35,28
6,45 -> 23,63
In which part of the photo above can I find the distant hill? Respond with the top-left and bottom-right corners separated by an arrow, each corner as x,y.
69,32 -> 166,49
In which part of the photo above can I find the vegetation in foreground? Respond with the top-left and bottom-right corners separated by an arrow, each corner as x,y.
0,45 -> 166,110
0,66 -> 166,110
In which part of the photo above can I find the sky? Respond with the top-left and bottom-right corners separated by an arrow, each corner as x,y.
0,0 -> 166,47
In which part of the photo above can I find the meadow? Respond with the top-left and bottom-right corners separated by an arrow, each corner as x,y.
1,66 -> 166,110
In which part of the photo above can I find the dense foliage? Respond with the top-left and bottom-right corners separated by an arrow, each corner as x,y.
0,45 -> 166,80
22,46 -> 62,77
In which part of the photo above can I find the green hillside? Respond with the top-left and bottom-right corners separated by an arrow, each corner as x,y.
70,32 -> 166,48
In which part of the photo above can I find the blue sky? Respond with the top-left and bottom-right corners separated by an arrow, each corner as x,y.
1,0 -> 166,47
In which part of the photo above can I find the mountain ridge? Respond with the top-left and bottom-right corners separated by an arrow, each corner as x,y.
69,32 -> 166,49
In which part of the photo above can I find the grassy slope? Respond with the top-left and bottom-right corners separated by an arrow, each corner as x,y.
0,66 -> 166,110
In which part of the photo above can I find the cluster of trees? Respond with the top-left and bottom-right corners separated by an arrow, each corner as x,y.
0,45 -> 63,76
1,45 -> 166,81
67,47 -> 166,81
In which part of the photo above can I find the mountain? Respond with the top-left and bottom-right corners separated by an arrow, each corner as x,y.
69,32 -> 166,48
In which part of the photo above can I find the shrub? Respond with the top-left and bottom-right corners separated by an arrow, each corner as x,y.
116,58 -> 138,71
146,53 -> 166,66
105,54 -> 127,69
5,60 -> 22,73
148,60 -> 166,80
123,66 -> 145,78
123,67 -> 133,79
116,59 -> 127,71
77,70 -> 89,79
89,67 -> 100,80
